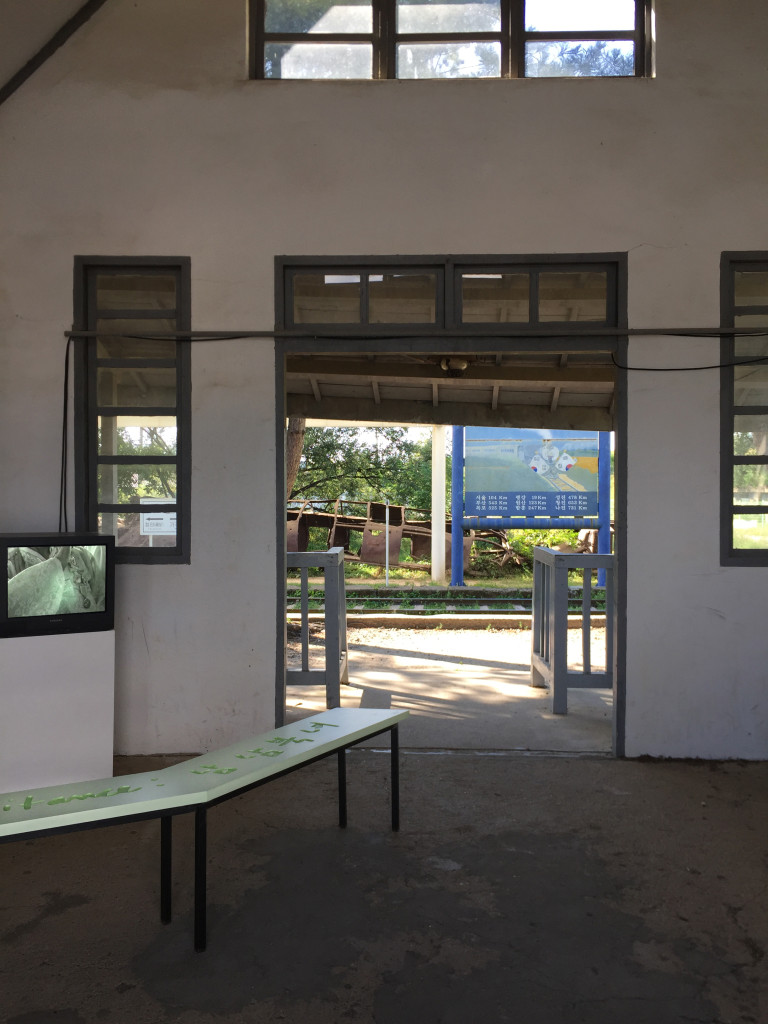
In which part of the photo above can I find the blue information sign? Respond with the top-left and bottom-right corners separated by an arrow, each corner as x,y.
464,428 -> 600,517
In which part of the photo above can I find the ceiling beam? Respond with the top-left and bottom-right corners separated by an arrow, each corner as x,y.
287,394 -> 613,431
285,356 -> 614,388
0,0 -> 110,107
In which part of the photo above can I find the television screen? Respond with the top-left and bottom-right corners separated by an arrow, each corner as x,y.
2,533 -> 115,638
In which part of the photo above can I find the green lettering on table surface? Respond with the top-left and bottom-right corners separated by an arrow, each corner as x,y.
301,721 -> 340,733
235,748 -> 283,760
189,764 -> 238,776
46,784 -> 143,805
268,736 -> 313,747
0,785 -> 144,813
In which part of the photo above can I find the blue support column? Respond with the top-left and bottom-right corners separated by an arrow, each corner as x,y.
597,431 -> 611,586
450,425 -> 465,587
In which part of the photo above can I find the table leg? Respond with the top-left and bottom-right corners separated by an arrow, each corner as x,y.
337,748 -> 347,828
160,815 -> 172,924
391,725 -> 400,832
194,806 -> 207,952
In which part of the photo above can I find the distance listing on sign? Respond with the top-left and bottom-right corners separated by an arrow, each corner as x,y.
140,497 -> 176,536
464,428 -> 599,518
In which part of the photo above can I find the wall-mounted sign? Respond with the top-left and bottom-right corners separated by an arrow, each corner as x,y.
140,498 -> 177,536
464,428 -> 600,517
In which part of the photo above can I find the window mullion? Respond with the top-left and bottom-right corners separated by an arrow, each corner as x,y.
376,0 -> 395,79
509,0 -> 524,78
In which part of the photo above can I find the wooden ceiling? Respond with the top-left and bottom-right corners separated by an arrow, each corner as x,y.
285,350 -> 616,431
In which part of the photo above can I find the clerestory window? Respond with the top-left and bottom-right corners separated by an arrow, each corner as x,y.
250,0 -> 653,80
278,255 -> 620,331
721,254 -> 768,565
74,257 -> 191,564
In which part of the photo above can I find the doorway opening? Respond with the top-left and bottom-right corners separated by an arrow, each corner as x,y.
277,341 -> 625,756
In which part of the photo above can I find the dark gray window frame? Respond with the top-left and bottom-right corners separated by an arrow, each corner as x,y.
277,253 -> 622,334
720,252 -> 768,566
250,0 -> 653,80
73,256 -> 192,564
274,251 -> 628,754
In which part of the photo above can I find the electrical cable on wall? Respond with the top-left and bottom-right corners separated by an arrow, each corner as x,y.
57,324 -> 768,531
59,336 -> 72,532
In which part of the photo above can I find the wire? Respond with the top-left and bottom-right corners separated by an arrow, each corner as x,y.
59,336 -> 72,531
611,349 -> 768,372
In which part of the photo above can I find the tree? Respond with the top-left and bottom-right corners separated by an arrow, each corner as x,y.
285,415 -> 306,498
527,40 -> 635,78
288,425 -> 454,509
385,433 -> 452,511
290,425 -> 421,502
100,426 -> 177,504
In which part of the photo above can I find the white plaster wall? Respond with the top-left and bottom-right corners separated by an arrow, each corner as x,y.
1,0 -> 767,755
624,334 -> 767,758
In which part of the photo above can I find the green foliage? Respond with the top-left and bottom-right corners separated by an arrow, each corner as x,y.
469,528 -> 579,579
290,427 -> 449,511
101,427 -> 177,504
529,40 -> 634,78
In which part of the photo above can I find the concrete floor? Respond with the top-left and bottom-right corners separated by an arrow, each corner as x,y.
1,751 -> 766,1023
287,625 -> 613,753
2,629 -> 767,1023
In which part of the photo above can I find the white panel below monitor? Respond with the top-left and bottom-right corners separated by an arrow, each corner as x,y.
0,631 -> 115,791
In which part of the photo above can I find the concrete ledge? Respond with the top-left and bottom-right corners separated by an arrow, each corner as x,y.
289,613 -> 607,630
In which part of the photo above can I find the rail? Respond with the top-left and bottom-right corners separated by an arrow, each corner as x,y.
531,547 -> 614,714
286,547 -> 349,708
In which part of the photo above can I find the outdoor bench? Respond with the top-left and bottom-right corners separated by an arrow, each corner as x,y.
0,707 -> 408,951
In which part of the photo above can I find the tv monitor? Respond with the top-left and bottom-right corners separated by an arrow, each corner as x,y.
1,533 -> 115,639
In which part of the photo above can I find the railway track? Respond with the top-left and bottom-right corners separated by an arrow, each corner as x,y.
287,585 -> 607,616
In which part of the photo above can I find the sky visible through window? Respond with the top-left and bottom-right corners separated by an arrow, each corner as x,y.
525,0 -> 635,31
263,0 -> 639,78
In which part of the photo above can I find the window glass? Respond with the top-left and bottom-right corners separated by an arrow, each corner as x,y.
538,271 -> 607,321
734,271 -> 768,305
734,415 -> 768,455
733,334 -> 768,405
265,42 -> 373,78
98,416 -> 177,456
254,0 -> 648,79
292,273 -> 362,322
734,464 -> 768,503
97,368 -> 178,407
723,260 -> 768,562
734,330 -> 768,354
98,511 -> 177,548
369,273 -> 437,323
525,0 -> 635,31
734,368 -> 768,406
79,259 -> 188,562
265,0 -> 372,32
734,314 -> 768,330
732,513 -> 768,549
94,274 -> 176,310
525,39 -> 634,76
397,0 -> 501,33
398,41 -> 501,77
461,273 -> 530,323
96,319 -> 178,359
98,464 -> 177,504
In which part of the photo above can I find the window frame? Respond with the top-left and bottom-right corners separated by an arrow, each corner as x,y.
277,253 -> 621,335
74,256 -> 192,564
249,0 -> 653,80
720,252 -> 768,566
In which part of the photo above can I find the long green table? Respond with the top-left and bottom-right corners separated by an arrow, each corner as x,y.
0,707 -> 408,951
